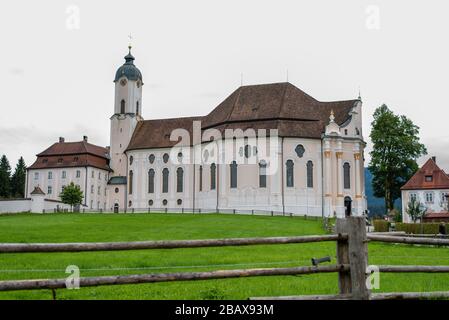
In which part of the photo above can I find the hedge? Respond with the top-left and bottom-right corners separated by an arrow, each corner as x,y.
373,220 -> 390,232
395,222 -> 441,234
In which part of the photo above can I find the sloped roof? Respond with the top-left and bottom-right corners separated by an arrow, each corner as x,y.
401,158 -> 449,190
30,186 -> 45,195
37,141 -> 109,159
126,82 -> 359,151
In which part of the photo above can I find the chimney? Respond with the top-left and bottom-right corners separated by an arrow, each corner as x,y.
59,137 -> 65,143
83,136 -> 88,142
432,156 -> 436,163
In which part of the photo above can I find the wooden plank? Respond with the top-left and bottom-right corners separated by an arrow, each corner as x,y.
378,265 -> 449,273
0,264 -> 349,292
337,217 -> 370,300
0,234 -> 347,253
367,234 -> 449,246
371,291 -> 449,300
336,220 -> 351,295
250,293 -> 353,300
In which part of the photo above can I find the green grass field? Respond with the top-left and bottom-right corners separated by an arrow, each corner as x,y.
0,213 -> 448,300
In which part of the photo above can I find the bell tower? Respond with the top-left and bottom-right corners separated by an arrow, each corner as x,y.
109,45 -> 144,178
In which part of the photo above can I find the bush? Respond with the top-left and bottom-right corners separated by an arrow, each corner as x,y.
395,223 -> 440,234
373,220 -> 390,232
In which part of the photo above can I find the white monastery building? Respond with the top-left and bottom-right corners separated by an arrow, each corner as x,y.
18,47 -> 367,217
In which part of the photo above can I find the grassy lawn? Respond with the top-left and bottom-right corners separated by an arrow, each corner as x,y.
0,213 -> 448,300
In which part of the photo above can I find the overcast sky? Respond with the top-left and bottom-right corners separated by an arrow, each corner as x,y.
1,0 -> 448,170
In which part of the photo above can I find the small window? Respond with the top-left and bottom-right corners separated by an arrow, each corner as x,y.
91,171 -> 94,178
149,154 -> 155,164
128,200 -> 132,207
62,185 -> 66,192
162,168 -> 169,193
259,161 -> 267,188
115,187 -> 119,194
343,163 -> 351,189
177,199 -> 182,205
42,159 -> 48,163
62,171 -> 66,179
48,186 -> 52,195
48,172 -> 53,180
410,193 -> 417,202
210,163 -> 216,190
162,199 -> 168,206
425,175 -> 433,182
91,185 -> 94,194
163,153 -> 169,164
286,160 -> 294,187
129,170 -> 133,195
307,161 -> 314,188
295,145 -> 305,158
98,172 -> 101,180
58,158 -> 63,163
425,192 -> 434,203
136,101 -> 140,115
76,170 -> 81,178
34,172 -> 39,180
149,199 -> 154,206
73,157 -> 79,162
177,168 -> 184,193
344,129 -> 348,135
199,166 -> 203,191
97,186 -> 101,195
148,169 -> 155,194
230,161 -> 238,189
129,156 -> 134,165
121,100 -> 126,114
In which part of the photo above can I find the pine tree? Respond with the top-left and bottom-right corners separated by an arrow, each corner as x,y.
0,155 -> 12,198
11,157 -> 27,198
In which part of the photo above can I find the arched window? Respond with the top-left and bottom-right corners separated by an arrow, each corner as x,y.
162,168 -> 169,193
136,101 -> 140,115
259,161 -> 267,188
307,161 -> 313,188
230,161 -> 238,189
343,163 -> 351,189
148,169 -> 155,194
128,170 -> 133,195
177,167 -> 184,193
210,163 -> 216,190
199,165 -> 203,191
286,160 -> 294,187
120,99 -> 126,114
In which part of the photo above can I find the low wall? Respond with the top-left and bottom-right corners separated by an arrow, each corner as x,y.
0,199 -> 31,213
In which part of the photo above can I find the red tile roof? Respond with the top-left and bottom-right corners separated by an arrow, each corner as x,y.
126,82 -> 359,150
29,141 -> 111,171
401,158 -> 449,190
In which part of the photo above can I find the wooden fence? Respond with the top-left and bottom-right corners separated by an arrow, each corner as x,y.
0,216 -> 448,300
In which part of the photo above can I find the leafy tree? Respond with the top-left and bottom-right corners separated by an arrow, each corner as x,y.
10,157 -> 26,198
60,182 -> 84,212
406,197 -> 427,223
0,155 -> 11,198
369,105 -> 427,212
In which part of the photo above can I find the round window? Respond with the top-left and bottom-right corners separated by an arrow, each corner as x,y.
295,145 -> 305,158
162,199 -> 168,206
149,154 -> 155,164
115,188 -> 119,194
177,199 -> 182,205
163,153 -> 169,163
148,200 -> 154,206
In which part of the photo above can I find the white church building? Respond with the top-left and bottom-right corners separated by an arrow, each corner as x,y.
13,47 -> 367,217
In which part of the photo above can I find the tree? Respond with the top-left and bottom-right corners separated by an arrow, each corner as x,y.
10,157 -> 26,198
406,197 -> 427,223
60,182 -> 84,212
369,105 -> 427,212
0,155 -> 11,198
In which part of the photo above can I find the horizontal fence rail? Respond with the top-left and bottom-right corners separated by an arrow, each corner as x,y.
367,234 -> 449,246
0,265 -> 349,292
0,234 -> 346,253
378,265 -> 449,273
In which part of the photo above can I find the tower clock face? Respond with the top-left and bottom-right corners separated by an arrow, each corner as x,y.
120,79 -> 127,87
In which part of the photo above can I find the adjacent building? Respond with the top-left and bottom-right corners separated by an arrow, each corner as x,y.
401,157 -> 449,222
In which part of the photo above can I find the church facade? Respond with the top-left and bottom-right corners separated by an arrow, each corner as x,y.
24,47 -> 367,217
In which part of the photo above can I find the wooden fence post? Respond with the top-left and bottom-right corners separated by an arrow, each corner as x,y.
336,216 -> 370,300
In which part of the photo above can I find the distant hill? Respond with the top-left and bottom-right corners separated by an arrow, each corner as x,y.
364,168 -> 401,217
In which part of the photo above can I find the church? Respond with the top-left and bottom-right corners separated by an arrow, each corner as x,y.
24,47 -> 367,218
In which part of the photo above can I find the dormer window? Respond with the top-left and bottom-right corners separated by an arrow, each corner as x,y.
73,157 -> 79,162
58,158 -> 63,164
42,159 -> 48,163
425,175 -> 433,182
